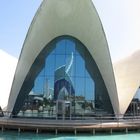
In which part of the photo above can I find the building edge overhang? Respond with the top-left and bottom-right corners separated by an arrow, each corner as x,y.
89,0 -> 120,116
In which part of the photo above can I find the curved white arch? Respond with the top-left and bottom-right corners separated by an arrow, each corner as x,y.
114,50 -> 140,115
7,0 -> 119,116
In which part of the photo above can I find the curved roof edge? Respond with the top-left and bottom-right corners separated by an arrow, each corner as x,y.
7,0 -> 119,116
114,50 -> 140,115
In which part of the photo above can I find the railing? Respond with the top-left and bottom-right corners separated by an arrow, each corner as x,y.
1,111 -> 140,133
1,110 -> 140,123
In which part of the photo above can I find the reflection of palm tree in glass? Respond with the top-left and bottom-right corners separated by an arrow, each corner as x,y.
54,52 -> 75,100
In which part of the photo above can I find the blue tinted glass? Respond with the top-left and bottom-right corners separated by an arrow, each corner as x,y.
18,38 -> 99,118
85,78 -> 95,100
70,76 -> 75,89
33,76 -> 44,95
65,54 -> 75,77
55,40 -> 66,54
55,55 -> 66,69
47,76 -> 54,89
75,55 -> 85,77
45,54 -> 55,76
43,76 -> 54,98
38,68 -> 45,76
134,89 -> 140,100
76,45 -> 85,57
66,39 -> 75,54
85,70 -> 90,78
75,77 -> 85,97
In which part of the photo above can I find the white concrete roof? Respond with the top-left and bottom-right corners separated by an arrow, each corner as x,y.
7,0 -> 119,115
114,50 -> 140,115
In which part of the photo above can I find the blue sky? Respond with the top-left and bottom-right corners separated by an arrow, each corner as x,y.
0,0 -> 140,62
0,0 -> 42,58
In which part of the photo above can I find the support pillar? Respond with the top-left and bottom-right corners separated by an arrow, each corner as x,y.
18,128 -> 21,133
1,126 -> 4,132
92,129 -> 95,135
110,129 -> 112,134
55,129 -> 58,135
36,128 -> 39,134
125,128 -> 128,133
74,129 -> 77,135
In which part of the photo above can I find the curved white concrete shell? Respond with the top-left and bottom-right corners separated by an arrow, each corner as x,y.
114,50 -> 140,115
7,0 -> 119,116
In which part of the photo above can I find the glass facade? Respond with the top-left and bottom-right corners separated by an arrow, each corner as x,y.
17,37 -> 113,119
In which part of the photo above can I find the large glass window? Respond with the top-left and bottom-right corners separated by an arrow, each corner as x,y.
17,37 -> 113,119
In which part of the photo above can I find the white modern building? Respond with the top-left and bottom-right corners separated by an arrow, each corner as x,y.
6,0 -> 140,119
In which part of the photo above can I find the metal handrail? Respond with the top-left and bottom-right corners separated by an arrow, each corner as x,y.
1,111 -> 140,123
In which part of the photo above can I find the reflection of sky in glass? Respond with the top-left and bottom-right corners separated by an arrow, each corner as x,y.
75,55 -> 85,77
55,55 -> 65,69
32,39 -> 95,101
56,40 -> 66,54
45,55 -> 55,76
65,54 -> 74,77
66,40 -> 75,55
33,77 -> 44,94
134,88 -> 140,100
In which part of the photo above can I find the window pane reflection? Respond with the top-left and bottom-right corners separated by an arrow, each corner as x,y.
17,38 -> 108,119
45,55 -> 55,76
66,40 -> 75,55
75,55 -> 85,77
56,40 -> 66,54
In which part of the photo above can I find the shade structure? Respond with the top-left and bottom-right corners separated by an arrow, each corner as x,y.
7,0 -> 120,117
